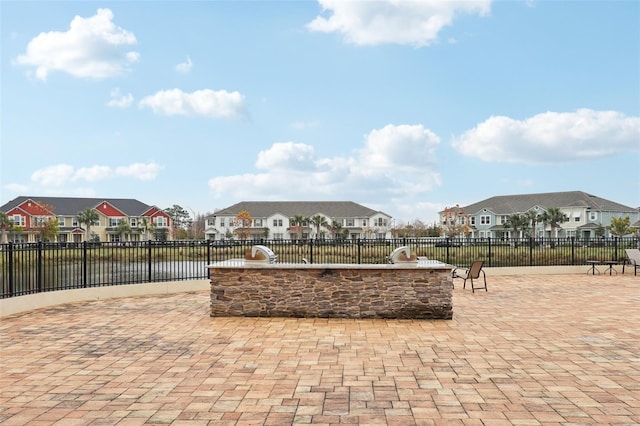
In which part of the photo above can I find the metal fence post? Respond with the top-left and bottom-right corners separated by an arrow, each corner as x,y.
357,239 -> 362,264
83,241 -> 88,288
488,237 -> 492,267
529,237 -> 533,266
571,237 -> 575,265
309,239 -> 314,264
147,240 -> 152,282
8,242 -> 14,297
37,241 -> 43,293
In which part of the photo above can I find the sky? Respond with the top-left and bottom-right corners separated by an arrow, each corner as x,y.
1,0 -> 639,224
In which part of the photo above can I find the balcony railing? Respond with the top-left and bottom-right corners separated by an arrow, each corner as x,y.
1,237 -> 637,299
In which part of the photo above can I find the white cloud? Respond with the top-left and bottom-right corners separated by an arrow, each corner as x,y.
106,88 -> 134,108
4,183 -> 29,193
452,109 -> 640,164
74,165 -> 113,182
31,164 -> 75,186
29,162 -> 163,187
14,8 -> 139,80
208,124 -> 442,206
358,124 -> 440,173
307,0 -> 491,46
115,162 -> 164,180
176,56 -> 193,73
256,142 -> 316,171
139,88 -> 247,119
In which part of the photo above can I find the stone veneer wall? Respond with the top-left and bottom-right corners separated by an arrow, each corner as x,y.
209,266 -> 453,319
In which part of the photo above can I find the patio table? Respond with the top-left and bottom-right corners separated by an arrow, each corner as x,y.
586,260 -> 600,275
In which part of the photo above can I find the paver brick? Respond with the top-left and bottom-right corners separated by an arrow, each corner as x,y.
0,275 -> 638,424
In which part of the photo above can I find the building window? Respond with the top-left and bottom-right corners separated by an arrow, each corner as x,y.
347,219 -> 354,227
499,215 -> 507,224
254,219 -> 262,227
362,219 -> 367,227
374,218 -> 387,227
12,215 -> 25,226
573,215 -> 580,222
470,217 -> 476,225
273,219 -> 283,227
72,218 -> 79,227
109,218 -> 121,227
273,233 -> 284,240
58,217 -> 65,226
589,212 -> 597,221
219,219 -> 225,227
480,215 -> 491,225
154,217 -> 168,227
130,218 -> 137,227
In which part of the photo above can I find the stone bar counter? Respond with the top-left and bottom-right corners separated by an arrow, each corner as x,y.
208,252 -> 453,319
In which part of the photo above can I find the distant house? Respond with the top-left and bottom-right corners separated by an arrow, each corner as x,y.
205,201 -> 393,241
0,196 -> 172,243
439,191 -> 639,239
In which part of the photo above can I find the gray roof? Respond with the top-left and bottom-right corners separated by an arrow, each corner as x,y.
0,196 -> 154,216
461,191 -> 636,215
214,201 -> 389,219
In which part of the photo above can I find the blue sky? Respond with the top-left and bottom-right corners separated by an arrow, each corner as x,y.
1,0 -> 639,223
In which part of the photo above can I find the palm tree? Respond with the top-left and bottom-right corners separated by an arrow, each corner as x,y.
541,207 -> 568,239
77,208 -> 100,242
309,215 -> 328,239
140,217 -> 155,241
329,220 -> 346,240
289,215 -> 307,240
0,212 -> 12,244
115,219 -> 131,244
503,213 -> 529,246
524,210 -> 542,238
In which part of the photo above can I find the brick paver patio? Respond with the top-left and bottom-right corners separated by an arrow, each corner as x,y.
1,274 -> 638,425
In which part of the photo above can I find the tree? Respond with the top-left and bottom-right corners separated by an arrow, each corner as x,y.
524,210 -> 542,238
140,217 -> 157,241
35,218 -> 59,242
164,205 -> 192,233
77,208 -> 100,242
115,219 -> 131,242
32,202 -> 58,242
190,211 -> 210,239
309,215 -> 328,238
289,215 -> 308,240
425,223 -> 442,237
608,216 -> 632,237
233,210 -> 253,240
329,220 -> 347,240
541,207 -> 568,239
440,205 -> 471,238
503,213 -> 529,247
503,213 -> 529,239
0,212 -> 12,244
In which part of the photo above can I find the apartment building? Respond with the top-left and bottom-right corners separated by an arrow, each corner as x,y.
0,196 -> 172,243
205,201 -> 393,241
439,191 -> 638,239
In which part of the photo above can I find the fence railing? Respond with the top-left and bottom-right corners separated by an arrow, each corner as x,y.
1,237 -> 637,299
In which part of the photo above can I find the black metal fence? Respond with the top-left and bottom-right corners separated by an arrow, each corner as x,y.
1,237 -> 637,299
